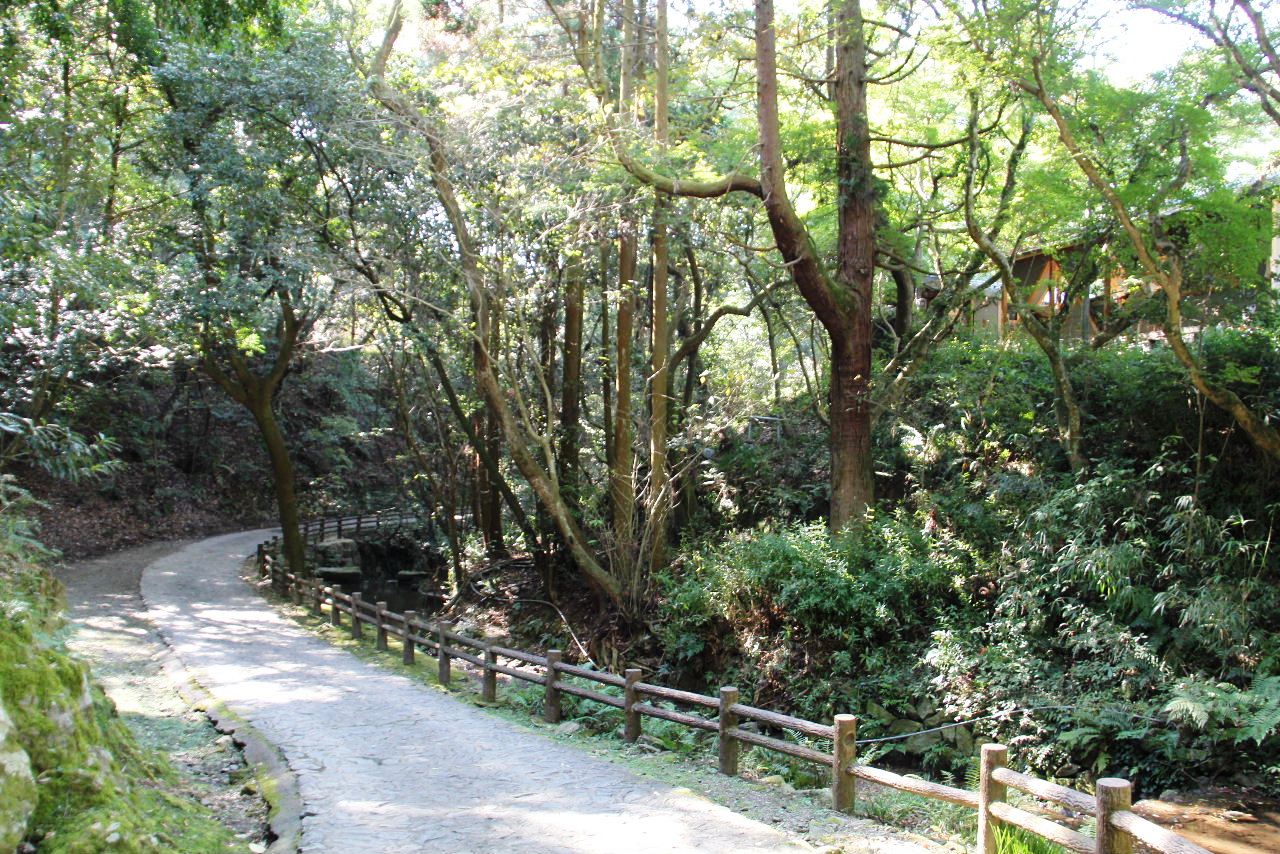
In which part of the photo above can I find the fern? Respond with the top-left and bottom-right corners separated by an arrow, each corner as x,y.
1163,695 -> 1210,729
1240,677 -> 1280,745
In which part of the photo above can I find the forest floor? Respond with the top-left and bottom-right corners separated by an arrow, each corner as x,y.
133,530 -> 942,853
55,541 -> 271,850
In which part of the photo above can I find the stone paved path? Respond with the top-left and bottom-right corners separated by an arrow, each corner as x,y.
142,531 -> 930,854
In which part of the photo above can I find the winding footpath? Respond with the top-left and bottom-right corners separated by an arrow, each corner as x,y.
136,530 -> 931,854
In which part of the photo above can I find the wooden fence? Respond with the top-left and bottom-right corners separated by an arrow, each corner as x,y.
257,514 -> 1211,854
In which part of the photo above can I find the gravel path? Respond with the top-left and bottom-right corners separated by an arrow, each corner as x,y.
56,541 -> 269,845
141,530 -> 933,854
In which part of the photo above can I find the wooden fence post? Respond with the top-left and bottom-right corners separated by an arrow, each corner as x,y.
402,610 -> 417,664
1095,778 -> 1133,854
833,714 -> 857,814
257,543 -> 265,576
978,743 -> 1008,854
544,649 -> 562,724
349,592 -> 363,639
482,647 -> 497,702
718,686 -> 740,776
375,602 -> 388,651
289,572 -> 301,605
356,515 -> 363,534
329,585 -> 342,627
624,669 -> 642,743
337,517 -> 343,538
437,621 -> 452,686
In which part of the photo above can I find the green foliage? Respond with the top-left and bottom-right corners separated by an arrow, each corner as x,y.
0,415 -> 120,482
1165,677 -> 1280,747
656,515 -> 984,754
926,454 -> 1280,789
995,824 -> 1067,854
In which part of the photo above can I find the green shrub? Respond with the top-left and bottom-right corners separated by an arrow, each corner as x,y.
657,514 -> 986,765
926,458 -> 1280,791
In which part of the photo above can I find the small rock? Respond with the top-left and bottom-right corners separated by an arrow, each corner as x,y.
215,734 -> 234,747
865,701 -> 894,723
905,729 -> 941,754
249,843 -> 267,853
554,721 -> 583,737
760,774 -> 786,786
1222,810 -> 1257,823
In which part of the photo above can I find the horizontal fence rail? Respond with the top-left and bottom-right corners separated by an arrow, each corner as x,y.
256,514 -> 1211,854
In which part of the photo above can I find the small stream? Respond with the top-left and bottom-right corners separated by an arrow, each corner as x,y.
1136,788 -> 1280,854
311,523 -> 448,616
349,572 -> 444,616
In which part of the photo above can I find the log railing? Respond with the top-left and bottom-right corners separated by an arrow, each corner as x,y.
255,519 -> 1210,854
298,509 -> 419,543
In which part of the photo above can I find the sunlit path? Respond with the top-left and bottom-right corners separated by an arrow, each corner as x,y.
140,531 -> 927,854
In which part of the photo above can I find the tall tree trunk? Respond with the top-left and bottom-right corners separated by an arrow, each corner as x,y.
613,229 -> 638,564
755,0 -> 874,530
600,238 -> 615,473
891,266 -> 914,345
830,0 -> 876,525
611,0 -> 639,565
646,0 -> 672,582
478,296 -> 505,553
674,243 -> 705,532
249,395 -> 306,575
560,250 -> 585,500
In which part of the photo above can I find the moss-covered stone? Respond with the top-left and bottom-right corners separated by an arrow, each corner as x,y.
1,541 -> 244,852
315,564 -> 362,582
0,701 -> 36,850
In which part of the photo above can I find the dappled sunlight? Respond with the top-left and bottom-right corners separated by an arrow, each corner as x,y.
138,531 -> 828,853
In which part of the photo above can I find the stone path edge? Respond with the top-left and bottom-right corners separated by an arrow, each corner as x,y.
138,550 -> 303,854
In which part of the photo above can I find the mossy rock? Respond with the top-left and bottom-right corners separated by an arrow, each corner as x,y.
312,538 -> 359,567
0,701 -> 36,851
904,729 -> 941,755
315,565 -> 363,583
888,718 -> 922,735
864,701 -> 894,724
2,549 -> 242,852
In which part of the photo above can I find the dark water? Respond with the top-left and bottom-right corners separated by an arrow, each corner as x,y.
352,572 -> 444,616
